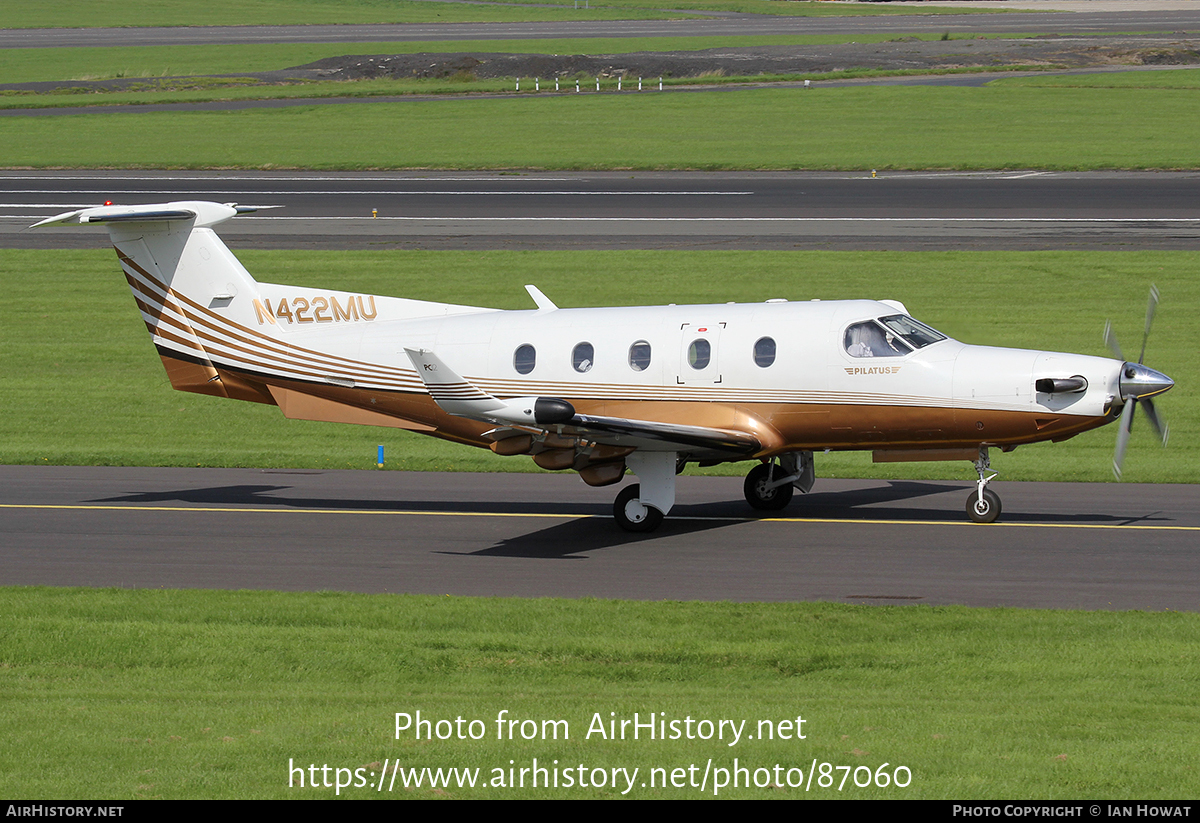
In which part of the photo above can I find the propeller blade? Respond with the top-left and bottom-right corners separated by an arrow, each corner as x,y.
1113,398 -> 1136,480
1141,397 -> 1169,446
1103,319 -> 1124,361
1138,284 -> 1159,365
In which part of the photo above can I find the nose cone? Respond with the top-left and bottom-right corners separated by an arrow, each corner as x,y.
1119,362 -> 1174,400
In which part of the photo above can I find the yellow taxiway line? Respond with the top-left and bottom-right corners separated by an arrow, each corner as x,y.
2,503 -> 1197,531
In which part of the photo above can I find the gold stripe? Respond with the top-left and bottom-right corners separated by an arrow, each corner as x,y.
118,248 -> 410,378
121,259 -> 420,389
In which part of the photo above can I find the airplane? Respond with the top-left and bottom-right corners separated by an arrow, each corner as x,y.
34,200 -> 1174,532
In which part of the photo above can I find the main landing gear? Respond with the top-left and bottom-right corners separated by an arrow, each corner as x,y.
743,451 -> 814,512
966,448 -> 1001,524
612,451 -> 677,533
613,484 -> 663,532
611,450 -> 819,532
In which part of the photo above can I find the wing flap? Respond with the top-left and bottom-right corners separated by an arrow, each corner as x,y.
566,414 -> 760,455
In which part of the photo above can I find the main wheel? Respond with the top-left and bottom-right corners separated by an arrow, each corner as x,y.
614,484 -> 664,533
744,463 -> 795,511
966,488 -> 1001,524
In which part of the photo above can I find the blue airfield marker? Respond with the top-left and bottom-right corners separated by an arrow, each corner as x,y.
377,445 -> 384,468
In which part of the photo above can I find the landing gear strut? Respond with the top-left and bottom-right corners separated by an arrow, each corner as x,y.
966,448 -> 1001,524
612,451 -> 676,533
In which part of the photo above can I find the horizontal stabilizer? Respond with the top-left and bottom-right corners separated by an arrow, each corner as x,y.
31,201 -> 276,230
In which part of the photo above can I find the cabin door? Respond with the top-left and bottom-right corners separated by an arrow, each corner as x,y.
677,322 -> 725,384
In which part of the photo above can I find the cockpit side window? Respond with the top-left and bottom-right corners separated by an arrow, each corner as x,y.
844,321 -> 912,358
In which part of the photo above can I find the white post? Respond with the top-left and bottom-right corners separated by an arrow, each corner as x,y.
639,77 -> 642,91
556,77 -> 559,91
596,77 -> 600,91
576,79 -> 580,92
659,77 -> 663,91
516,78 -> 519,91
618,77 -> 622,91
536,77 -> 539,91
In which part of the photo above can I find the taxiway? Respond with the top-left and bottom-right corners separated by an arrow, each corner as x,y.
2,465 -> 1197,610
5,170 -> 1199,251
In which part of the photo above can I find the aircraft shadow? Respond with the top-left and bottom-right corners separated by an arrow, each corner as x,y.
442,513 -> 744,559
90,480 -> 1177,538
89,484 -> 612,517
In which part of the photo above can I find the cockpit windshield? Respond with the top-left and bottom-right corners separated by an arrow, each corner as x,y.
877,314 -> 946,349
844,315 -> 946,359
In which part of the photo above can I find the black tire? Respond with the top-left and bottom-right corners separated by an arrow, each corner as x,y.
966,488 -> 1002,524
744,463 -> 795,511
613,484 -> 664,533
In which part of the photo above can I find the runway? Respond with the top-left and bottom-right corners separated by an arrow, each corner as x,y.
2,465 -> 1197,609
5,170 -> 1200,251
5,8 -> 1200,49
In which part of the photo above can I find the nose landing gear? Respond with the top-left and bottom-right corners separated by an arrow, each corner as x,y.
966,448 -> 1001,524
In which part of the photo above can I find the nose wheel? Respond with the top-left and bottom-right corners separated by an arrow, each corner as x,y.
966,487 -> 1001,524
966,448 -> 1001,524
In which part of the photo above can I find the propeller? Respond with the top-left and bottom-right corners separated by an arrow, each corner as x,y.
1104,285 -> 1172,479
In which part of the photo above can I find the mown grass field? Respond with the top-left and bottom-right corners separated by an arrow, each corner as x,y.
3,83 -> 1198,170
996,67 -> 1200,89
1,248 -> 1192,483
2,588 -> 1197,799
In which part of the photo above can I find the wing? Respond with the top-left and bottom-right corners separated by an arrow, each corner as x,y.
404,348 -> 760,459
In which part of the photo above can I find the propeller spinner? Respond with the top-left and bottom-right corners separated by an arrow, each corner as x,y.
1104,286 -> 1173,479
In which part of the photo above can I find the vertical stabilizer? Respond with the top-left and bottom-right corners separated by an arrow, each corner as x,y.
33,201 -> 275,402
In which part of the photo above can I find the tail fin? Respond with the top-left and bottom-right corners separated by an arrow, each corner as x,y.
34,201 -> 276,403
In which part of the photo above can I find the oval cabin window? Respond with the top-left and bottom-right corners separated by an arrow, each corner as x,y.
754,336 -> 776,368
514,344 -> 536,374
628,340 -> 652,372
572,342 -> 594,373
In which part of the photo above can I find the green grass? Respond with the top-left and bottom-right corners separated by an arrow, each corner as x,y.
1,249 -> 1193,483
1,587 -> 1197,798
0,0 -> 992,28
3,84 -> 1199,170
995,67 -> 1200,89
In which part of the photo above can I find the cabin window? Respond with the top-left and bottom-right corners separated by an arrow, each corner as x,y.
514,343 -> 536,374
688,339 -> 711,370
754,336 -> 776,368
572,342 -> 594,373
844,321 -> 911,359
629,340 -> 652,372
